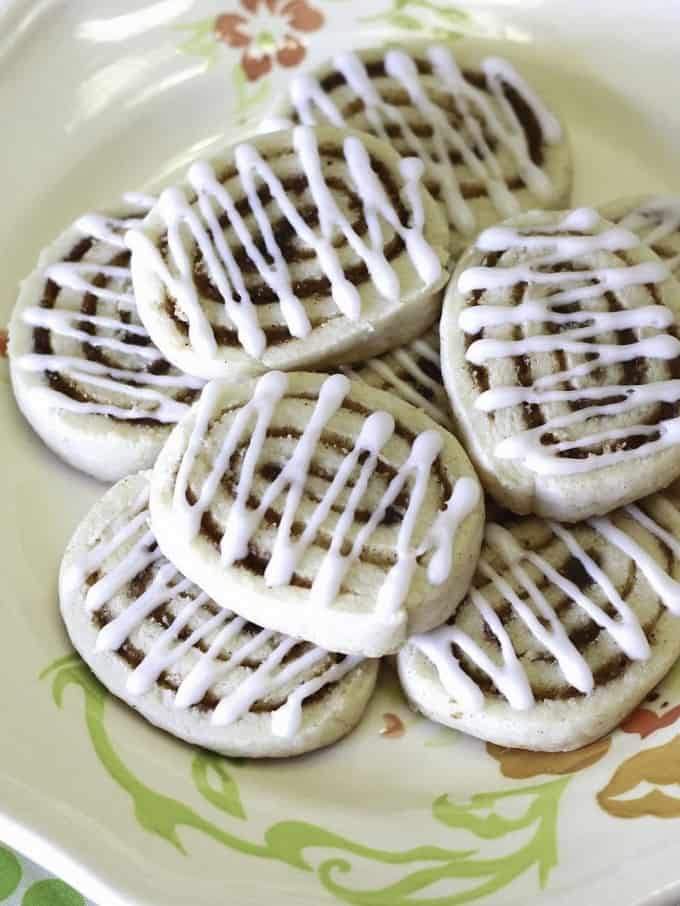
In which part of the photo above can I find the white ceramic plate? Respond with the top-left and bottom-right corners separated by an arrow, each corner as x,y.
2,2 -> 680,904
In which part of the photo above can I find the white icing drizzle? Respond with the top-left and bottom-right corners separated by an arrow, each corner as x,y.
61,484 -> 152,605
125,126 -> 440,362
74,197 -> 151,250
18,354 -> 203,422
173,372 -> 480,612
616,196 -> 680,275
546,521 -> 649,659
17,195 -> 204,422
23,306 -> 157,358
42,262 -> 136,309
478,529 -> 593,694
342,330 -> 451,428
458,209 -> 680,474
61,195 -> 153,295
284,46 -> 561,234
589,511 -> 680,616
411,596 -> 534,711
410,503 -> 680,713
70,482 -> 363,738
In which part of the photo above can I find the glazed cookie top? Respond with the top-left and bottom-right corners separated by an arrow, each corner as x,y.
127,126 -> 449,380
441,207 -> 680,521
150,371 -> 484,656
60,472 -> 368,741
9,195 -> 204,425
403,489 -> 680,713
267,43 -> 571,246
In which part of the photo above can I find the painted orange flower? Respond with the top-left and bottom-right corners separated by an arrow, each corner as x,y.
487,736 -> 612,780
598,734 -> 680,818
215,0 -> 324,82
621,702 -> 680,740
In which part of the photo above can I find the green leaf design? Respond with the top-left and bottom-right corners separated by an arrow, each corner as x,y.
314,780 -> 569,904
0,847 -> 21,901
359,0 -> 470,35
22,879 -> 84,906
174,18 -> 218,65
192,752 -> 246,820
173,17 -> 215,35
233,61 -> 246,91
44,659 -> 272,858
42,656 -> 570,904
388,13 -> 423,30
39,653 -> 80,681
435,779 -> 569,887
264,821 -> 472,873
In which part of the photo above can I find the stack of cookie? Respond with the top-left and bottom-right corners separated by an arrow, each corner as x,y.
9,42 -> 680,756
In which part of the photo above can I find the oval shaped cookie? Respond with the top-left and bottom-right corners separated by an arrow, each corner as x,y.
265,42 -> 571,254
441,207 -> 680,521
9,195 -> 204,481
398,486 -> 680,751
127,126 -> 449,380
60,472 -> 378,758
150,372 -> 484,656
600,194 -> 680,278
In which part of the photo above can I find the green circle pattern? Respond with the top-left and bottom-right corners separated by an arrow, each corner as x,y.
22,879 -> 84,906
0,848 -> 21,901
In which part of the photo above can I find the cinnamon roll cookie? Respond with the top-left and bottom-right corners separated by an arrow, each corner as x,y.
150,372 -> 484,657
600,194 -> 680,278
265,42 -> 571,255
127,126 -> 449,381
398,488 -> 680,751
341,326 -> 454,430
9,195 -> 204,482
441,207 -> 680,522
60,472 -> 378,758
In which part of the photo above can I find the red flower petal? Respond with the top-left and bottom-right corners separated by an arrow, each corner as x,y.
621,703 -> 680,739
380,712 -> 405,739
241,48 -> 273,81
276,34 -> 306,68
241,0 -> 276,12
214,13 -> 250,48
281,0 -> 324,32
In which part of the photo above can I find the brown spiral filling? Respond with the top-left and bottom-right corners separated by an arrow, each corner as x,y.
90,550 -> 343,714
162,145 -> 413,350
463,245 -> 680,462
33,230 -> 200,425
300,60 -> 546,201
447,499 -> 680,701
183,394 -> 452,586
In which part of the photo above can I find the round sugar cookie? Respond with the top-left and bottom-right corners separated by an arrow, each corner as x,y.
9,195 -> 204,482
398,486 -> 680,752
441,206 -> 680,522
150,371 -> 484,657
126,126 -> 449,380
265,42 -> 572,256
60,472 -> 379,758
